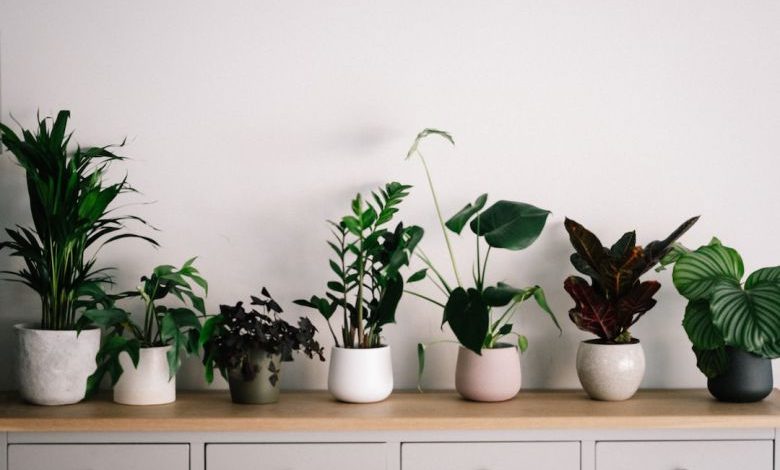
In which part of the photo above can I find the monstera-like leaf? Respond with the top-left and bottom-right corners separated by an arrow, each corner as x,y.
471,201 -> 550,251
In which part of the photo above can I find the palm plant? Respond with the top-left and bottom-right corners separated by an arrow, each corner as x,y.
0,111 -> 156,330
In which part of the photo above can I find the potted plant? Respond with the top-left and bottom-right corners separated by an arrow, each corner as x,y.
200,288 -> 325,404
0,111 -> 156,405
662,238 -> 779,402
295,182 -> 423,403
407,129 -> 561,402
83,259 -> 207,405
563,216 -> 698,401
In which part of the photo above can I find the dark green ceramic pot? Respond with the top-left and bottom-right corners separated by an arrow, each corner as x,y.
707,347 -> 772,403
228,350 -> 282,404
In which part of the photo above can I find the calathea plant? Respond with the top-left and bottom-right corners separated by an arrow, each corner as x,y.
200,288 -> 325,385
662,238 -> 780,378
406,129 -> 561,376
563,217 -> 699,343
83,258 -> 207,394
295,182 -> 423,348
0,111 -> 157,330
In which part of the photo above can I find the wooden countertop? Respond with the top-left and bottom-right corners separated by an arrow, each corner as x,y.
1,389 -> 779,432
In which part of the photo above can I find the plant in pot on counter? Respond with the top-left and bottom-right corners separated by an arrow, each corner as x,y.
295,181 -> 423,403
563,216 -> 698,401
83,259 -> 207,405
200,288 -> 325,404
660,238 -> 780,402
407,129 -> 561,402
0,111 -> 157,406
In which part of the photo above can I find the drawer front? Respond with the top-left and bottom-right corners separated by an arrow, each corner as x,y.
206,443 -> 386,470
8,444 -> 189,470
597,440 -> 773,470
402,442 -> 580,470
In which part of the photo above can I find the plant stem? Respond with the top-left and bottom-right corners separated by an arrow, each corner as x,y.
404,290 -> 446,308
416,150 -> 462,288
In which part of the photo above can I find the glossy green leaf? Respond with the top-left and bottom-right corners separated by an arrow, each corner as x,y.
672,242 -> 743,300
682,299 -> 724,349
709,278 -> 780,356
443,287 -> 489,354
693,345 -> 728,378
445,194 -> 487,234
407,269 -> 427,283
517,335 -> 529,353
470,201 -> 550,251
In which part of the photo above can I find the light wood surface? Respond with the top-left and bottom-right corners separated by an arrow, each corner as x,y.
1,389 -> 779,432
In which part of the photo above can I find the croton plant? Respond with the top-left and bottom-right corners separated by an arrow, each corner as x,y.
563,216 -> 699,343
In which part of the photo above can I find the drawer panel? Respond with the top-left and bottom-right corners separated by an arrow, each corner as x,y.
597,440 -> 773,470
206,443 -> 386,470
402,442 -> 580,470
8,444 -> 189,470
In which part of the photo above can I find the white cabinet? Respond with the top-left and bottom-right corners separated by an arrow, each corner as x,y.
403,442 -> 580,470
7,444 -> 189,470
206,443 -> 387,470
596,440 -> 773,470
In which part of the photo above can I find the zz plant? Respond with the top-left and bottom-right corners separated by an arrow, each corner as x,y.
0,111 -> 156,330
563,217 -> 698,343
664,238 -> 780,377
83,258 -> 207,394
406,129 -> 561,379
295,182 -> 423,348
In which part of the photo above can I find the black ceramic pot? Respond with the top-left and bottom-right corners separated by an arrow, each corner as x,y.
707,347 -> 773,403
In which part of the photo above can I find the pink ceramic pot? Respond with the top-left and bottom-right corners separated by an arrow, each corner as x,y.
455,343 -> 522,402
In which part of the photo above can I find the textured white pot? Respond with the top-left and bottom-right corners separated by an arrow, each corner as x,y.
328,345 -> 393,403
455,344 -> 522,402
114,346 -> 176,405
576,339 -> 645,401
15,323 -> 101,406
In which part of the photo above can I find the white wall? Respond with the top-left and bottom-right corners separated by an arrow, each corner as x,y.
1,0 -> 779,392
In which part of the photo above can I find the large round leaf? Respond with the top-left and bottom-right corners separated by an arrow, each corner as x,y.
709,279 -> 780,355
470,201 -> 550,251
443,287 -> 489,354
672,242 -> 743,300
682,299 -> 724,349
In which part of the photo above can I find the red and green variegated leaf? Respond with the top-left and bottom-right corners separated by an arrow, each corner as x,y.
682,299 -> 724,350
564,218 -> 608,277
614,280 -> 660,327
564,276 -> 619,341
672,241 -> 743,301
709,279 -> 780,355
601,246 -> 647,298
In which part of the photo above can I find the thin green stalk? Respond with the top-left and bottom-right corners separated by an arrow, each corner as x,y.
416,150 -> 462,287
404,290 -> 446,308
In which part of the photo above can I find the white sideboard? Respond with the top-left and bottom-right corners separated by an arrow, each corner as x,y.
1,390 -> 778,470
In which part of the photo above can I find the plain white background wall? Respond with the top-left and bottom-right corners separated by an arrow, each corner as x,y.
1,0 -> 779,392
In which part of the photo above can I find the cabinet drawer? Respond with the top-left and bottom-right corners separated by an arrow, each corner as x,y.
597,440 -> 773,470
8,444 -> 189,470
206,443 -> 386,470
402,442 -> 580,470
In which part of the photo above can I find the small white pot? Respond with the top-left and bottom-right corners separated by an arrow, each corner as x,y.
15,323 -> 101,406
455,344 -> 522,402
576,339 -> 645,401
113,346 -> 176,405
328,345 -> 393,403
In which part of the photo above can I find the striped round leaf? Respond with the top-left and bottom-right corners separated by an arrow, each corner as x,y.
709,279 -> 780,355
672,242 -> 743,300
682,300 -> 724,349
745,266 -> 780,289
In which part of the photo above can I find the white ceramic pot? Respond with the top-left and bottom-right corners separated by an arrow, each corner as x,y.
576,339 -> 645,401
114,346 -> 176,405
455,344 -> 522,402
15,323 -> 101,406
328,345 -> 393,403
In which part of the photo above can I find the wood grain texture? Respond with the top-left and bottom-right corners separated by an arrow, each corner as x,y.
0,389 -> 779,432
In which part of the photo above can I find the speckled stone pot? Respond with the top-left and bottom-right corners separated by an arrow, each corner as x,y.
15,323 -> 101,406
455,343 -> 521,402
576,339 -> 645,401
114,346 -> 176,405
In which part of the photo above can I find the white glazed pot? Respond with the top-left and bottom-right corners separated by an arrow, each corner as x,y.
328,345 -> 393,403
114,346 -> 176,405
15,323 -> 101,406
455,344 -> 522,402
576,339 -> 645,401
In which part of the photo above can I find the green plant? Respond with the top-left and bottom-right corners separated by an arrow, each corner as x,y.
200,288 -> 325,385
563,216 -> 698,343
295,182 -> 424,348
0,111 -> 156,330
83,258 -> 207,394
662,238 -> 780,378
406,129 -> 561,382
